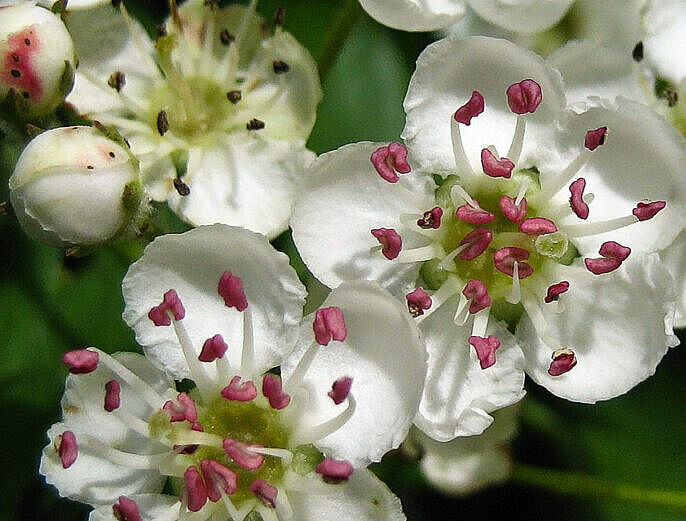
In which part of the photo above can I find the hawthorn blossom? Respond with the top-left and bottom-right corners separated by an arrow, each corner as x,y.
41,225 -> 425,521
292,36 -> 685,441
63,0 -> 321,238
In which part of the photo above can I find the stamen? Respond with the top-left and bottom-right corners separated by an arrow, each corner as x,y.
248,447 -> 293,466
569,178 -> 589,219
221,376 -> 257,402
456,201 -> 495,225
198,334 -> 228,363
519,217 -> 558,235
172,319 -> 215,400
149,289 -> 185,326
468,335 -> 501,369
481,148 -> 514,178
394,243 -> 443,263
417,206 -> 443,229
544,281 -> 570,303
370,228 -> 402,260
458,228 -> 494,261
585,126 -> 608,151
406,287 -> 432,317
507,116 -> 527,165
328,376 -> 353,404
251,479 -> 277,508
113,496 -> 142,521
223,438 -> 265,470
163,392 -> 198,423
462,280 -> 491,314
262,374 -> 291,410
453,90 -> 484,125
563,214 -> 638,237
104,380 -> 121,412
200,460 -> 237,502
633,201 -> 666,221
315,458 -> 354,484
292,395 -> 357,445
507,262 -> 522,304
500,195 -> 527,223
313,307 -> 347,346
506,79 -> 542,114
493,247 -> 534,278
450,117 -> 477,179
218,271 -> 248,311
584,241 -> 631,275
548,348 -> 577,376
370,142 -> 411,183
62,349 -> 99,374
439,243 -> 470,270
79,435 -> 170,469
56,431 -> 78,469
240,307 -> 256,378
515,178 -> 531,206
183,466 -> 208,512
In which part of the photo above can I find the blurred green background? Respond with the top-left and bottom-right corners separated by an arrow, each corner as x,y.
1,1 -> 685,520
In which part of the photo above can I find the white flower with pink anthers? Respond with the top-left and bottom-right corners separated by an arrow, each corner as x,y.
292,36 -> 686,441
40,225 -> 425,521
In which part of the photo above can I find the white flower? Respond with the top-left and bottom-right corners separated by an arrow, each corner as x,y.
358,0 -> 573,34
9,125 -> 144,248
0,1 -> 76,116
63,0 -> 321,238
40,224 -> 426,521
292,36 -> 685,441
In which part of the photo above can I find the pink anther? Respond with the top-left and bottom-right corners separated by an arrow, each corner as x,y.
417,206 -> 443,229
506,79 -> 542,114
544,281 -> 570,303
223,438 -> 265,470
455,200 -> 495,225
328,376 -> 353,405
313,306 -> 347,345
454,90 -> 485,125
633,200 -> 666,221
148,289 -> 185,326
371,228 -> 402,259
218,271 -> 248,311
262,373 -> 291,409
163,392 -> 198,423
500,195 -> 527,222
183,466 -> 208,512
584,126 -> 607,151
57,430 -> 78,469
519,217 -> 558,235
493,247 -> 534,278
62,349 -> 99,374
406,287 -> 432,317
316,458 -> 354,484
569,178 -> 589,219
221,375 -> 257,402
251,479 -> 278,508
481,148 -> 514,178
468,335 -> 501,369
112,496 -> 142,521
548,348 -> 577,376
370,142 -> 411,183
104,380 -> 121,412
200,460 -> 238,501
198,334 -> 228,362
584,241 -> 631,275
458,228 -> 493,261
462,280 -> 491,314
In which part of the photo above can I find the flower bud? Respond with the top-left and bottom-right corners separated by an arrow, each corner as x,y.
0,2 -> 76,116
9,125 -> 145,248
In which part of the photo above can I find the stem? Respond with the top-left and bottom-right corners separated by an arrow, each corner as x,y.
316,0 -> 363,81
512,463 -> 686,511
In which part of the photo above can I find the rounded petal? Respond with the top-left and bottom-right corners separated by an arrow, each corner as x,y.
89,494 -> 179,521
282,282 -> 426,467
40,352 -> 171,505
414,296 -> 525,441
287,468 -> 405,521
359,0 -> 465,32
122,225 -> 306,380
402,36 -> 565,174
642,0 -> 686,84
466,0 -> 572,34
659,229 -> 686,328
291,141 -> 432,293
169,140 -> 315,239
518,254 -> 679,403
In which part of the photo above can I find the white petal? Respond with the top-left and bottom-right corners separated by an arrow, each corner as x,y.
122,224 -> 306,380
660,229 -> 686,328
287,468 -> 405,521
291,141 -> 432,294
402,36 -> 565,174
282,282 -> 426,467
89,494 -> 179,521
40,353 -> 171,505
545,98 -> 686,254
642,0 -> 686,84
359,0 -> 465,32
518,254 -> 679,403
466,0 -> 572,33
570,0 -> 644,54
414,296 -> 525,441
169,139 -> 315,239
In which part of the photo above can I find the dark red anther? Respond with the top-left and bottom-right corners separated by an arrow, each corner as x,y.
544,281 -> 570,303
183,466 -> 208,512
251,479 -> 278,508
506,79 -> 542,114
370,142 -> 411,183
198,334 -> 228,362
148,289 -> 185,326
584,241 -> 631,275
569,178 -> 589,219
417,206 -> 443,229
201,460 -> 238,501
454,90 -> 485,125
221,376 -> 257,402
223,438 -> 264,470
458,228 -> 493,261
481,148 -> 514,178
57,431 -> 78,469
328,376 -> 353,405
519,217 -> 558,235
112,496 -> 142,521
262,373 -> 291,409
633,201 -> 666,221
585,126 -> 607,151
468,335 -> 501,369
163,392 -> 198,423
62,349 -> 99,374
500,195 -> 527,222
548,349 -> 577,376
371,228 -> 402,259
104,380 -> 121,412
315,458 -> 354,484
406,287 -> 432,317
493,247 -> 534,279
462,280 -> 491,314
455,200 -> 495,225
313,306 -> 347,345
218,271 -> 248,311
